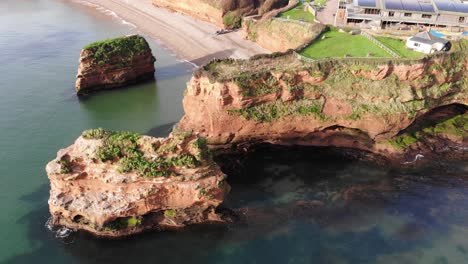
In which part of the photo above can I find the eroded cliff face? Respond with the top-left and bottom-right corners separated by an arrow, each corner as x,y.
46,129 -> 229,237
152,0 -> 289,28
178,50 -> 468,163
75,35 -> 156,95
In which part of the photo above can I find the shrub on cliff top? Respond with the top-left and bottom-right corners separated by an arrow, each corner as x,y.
82,128 -> 111,139
229,99 -> 326,122
82,128 -> 207,178
223,11 -> 242,29
105,217 -> 142,230
388,114 -> 468,149
83,35 -> 150,65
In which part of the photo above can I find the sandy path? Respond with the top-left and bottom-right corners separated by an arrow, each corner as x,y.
81,0 -> 269,66
316,0 -> 339,26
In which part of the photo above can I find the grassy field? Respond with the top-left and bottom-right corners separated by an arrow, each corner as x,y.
376,37 -> 423,58
278,4 -> 315,23
314,0 -> 327,6
300,30 -> 390,58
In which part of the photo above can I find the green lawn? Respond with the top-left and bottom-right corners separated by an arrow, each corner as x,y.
313,0 -> 327,6
300,31 -> 391,58
376,37 -> 424,58
278,4 -> 315,23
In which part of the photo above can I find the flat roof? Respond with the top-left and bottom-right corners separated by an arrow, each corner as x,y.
354,0 -> 468,14
434,0 -> 468,13
384,0 -> 435,12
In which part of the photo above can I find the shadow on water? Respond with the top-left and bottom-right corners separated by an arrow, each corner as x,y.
145,122 -> 177,137
76,79 -> 158,102
5,145 -> 468,264
156,62 -> 195,81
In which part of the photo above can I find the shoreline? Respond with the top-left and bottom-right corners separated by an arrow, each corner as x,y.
72,0 -> 269,66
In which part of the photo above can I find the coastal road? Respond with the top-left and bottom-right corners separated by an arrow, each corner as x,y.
79,0 -> 269,66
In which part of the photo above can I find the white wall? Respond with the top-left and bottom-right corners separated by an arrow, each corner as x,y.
406,39 -> 433,54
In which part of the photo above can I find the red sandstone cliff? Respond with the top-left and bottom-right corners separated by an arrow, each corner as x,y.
46,129 -> 229,237
75,35 -> 156,95
178,51 -> 468,162
152,0 -> 289,28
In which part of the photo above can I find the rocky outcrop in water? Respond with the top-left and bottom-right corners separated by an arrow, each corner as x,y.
75,35 -> 156,95
46,129 -> 229,237
178,48 -> 468,164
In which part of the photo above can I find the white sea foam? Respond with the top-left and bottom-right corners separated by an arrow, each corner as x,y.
403,154 -> 424,164
74,0 -> 134,29
45,217 -> 76,243
122,20 -> 137,28
45,217 -> 54,231
71,0 -> 192,66
183,59 -> 199,68
55,227 -> 74,239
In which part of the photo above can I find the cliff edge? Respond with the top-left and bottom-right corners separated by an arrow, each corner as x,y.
75,35 -> 156,95
178,48 -> 467,163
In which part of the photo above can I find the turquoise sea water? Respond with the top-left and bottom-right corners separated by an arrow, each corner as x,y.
1,1 -> 468,263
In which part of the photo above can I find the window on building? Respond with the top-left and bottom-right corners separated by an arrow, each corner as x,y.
414,43 -> 420,47
422,14 -> 432,19
404,13 -> 412,17
364,8 -> 381,15
388,11 -> 395,17
460,17 -> 465,23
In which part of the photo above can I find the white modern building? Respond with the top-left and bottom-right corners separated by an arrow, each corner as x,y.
406,31 -> 451,53
341,0 -> 468,30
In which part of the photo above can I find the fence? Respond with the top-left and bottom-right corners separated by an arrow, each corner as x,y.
293,51 -> 316,63
360,31 -> 401,58
272,17 -> 316,26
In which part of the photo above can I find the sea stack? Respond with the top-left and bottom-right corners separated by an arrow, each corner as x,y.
75,35 -> 156,95
46,129 -> 229,237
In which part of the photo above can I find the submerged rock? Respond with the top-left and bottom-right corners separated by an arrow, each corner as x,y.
46,129 -> 229,237
75,35 -> 156,95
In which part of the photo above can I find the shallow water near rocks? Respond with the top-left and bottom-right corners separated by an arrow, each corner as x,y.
1,1 -> 468,264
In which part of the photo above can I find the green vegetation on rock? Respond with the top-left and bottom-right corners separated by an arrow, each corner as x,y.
164,209 -> 177,217
57,156 -> 72,174
83,35 -> 150,65
222,11 -> 242,29
229,98 -> 325,122
201,41 -> 466,128
81,129 -> 204,178
234,72 -> 281,97
105,217 -> 142,230
192,137 -> 212,160
388,114 -> 468,149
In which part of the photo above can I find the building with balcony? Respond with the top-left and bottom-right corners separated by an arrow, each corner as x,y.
341,0 -> 468,30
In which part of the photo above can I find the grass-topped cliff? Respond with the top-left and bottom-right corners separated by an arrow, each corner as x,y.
76,35 -> 156,95
180,40 -> 467,162
83,35 -> 151,65
79,128 -> 213,179
387,113 -> 467,149
198,43 -> 467,123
